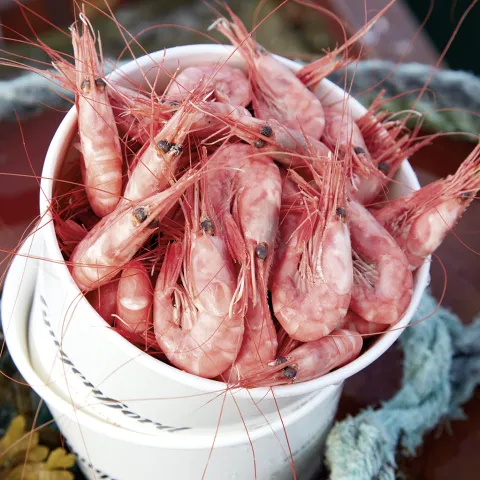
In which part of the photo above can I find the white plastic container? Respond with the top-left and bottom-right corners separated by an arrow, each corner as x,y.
2,238 -> 341,480
28,242 -> 322,433
35,45 -> 430,430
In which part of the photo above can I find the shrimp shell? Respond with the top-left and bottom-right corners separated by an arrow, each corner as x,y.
71,20 -> 123,217
154,236 -> 244,378
116,261 -> 153,334
70,169 -> 200,291
213,10 -> 325,139
240,330 -> 362,387
338,310 -> 388,336
86,282 -> 118,326
272,158 -> 353,341
348,200 -> 413,324
165,64 -> 250,106
373,142 -> 480,269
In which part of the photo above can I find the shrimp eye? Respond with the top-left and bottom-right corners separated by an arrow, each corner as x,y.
254,139 -> 266,149
157,140 -> 172,153
282,366 -> 297,379
260,125 -> 273,137
255,243 -> 268,260
354,146 -> 365,155
170,144 -> 183,156
336,207 -> 346,220
94,78 -> 106,91
274,357 -> 288,366
169,100 -> 180,107
201,218 -> 215,236
80,79 -> 91,94
460,192 -> 471,201
377,162 -> 390,175
133,206 -> 149,225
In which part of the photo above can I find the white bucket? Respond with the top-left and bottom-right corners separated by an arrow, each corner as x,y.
28,237 -> 322,433
2,238 -> 341,480
34,45 -> 430,429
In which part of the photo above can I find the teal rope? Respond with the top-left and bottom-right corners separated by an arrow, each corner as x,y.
324,291 -> 480,480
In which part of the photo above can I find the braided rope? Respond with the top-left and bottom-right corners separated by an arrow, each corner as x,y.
325,291 -> 480,480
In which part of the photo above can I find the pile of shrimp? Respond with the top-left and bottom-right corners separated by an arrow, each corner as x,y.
13,6 -> 480,388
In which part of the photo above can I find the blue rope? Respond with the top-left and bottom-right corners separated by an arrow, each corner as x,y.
325,291 -> 480,479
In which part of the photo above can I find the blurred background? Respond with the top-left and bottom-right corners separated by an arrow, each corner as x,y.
0,0 -> 479,76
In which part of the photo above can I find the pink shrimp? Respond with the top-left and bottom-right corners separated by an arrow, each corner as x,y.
353,93 -> 432,204
373,143 -> 480,270
348,200 -> 413,324
86,282 -> 118,326
220,152 -> 281,382
119,98 -> 253,145
270,171 -> 303,283
322,102 -> 371,161
116,261 -> 153,334
121,101 -> 200,204
212,9 -> 325,139
153,184 -> 244,378
68,16 -> 123,218
320,101 -> 392,204
239,330 -> 362,387
206,112 -> 332,177
108,84 -> 169,145
188,102 -> 253,140
165,64 -> 250,106
271,157 -> 353,342
70,168 -> 200,291
338,310 -> 388,336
